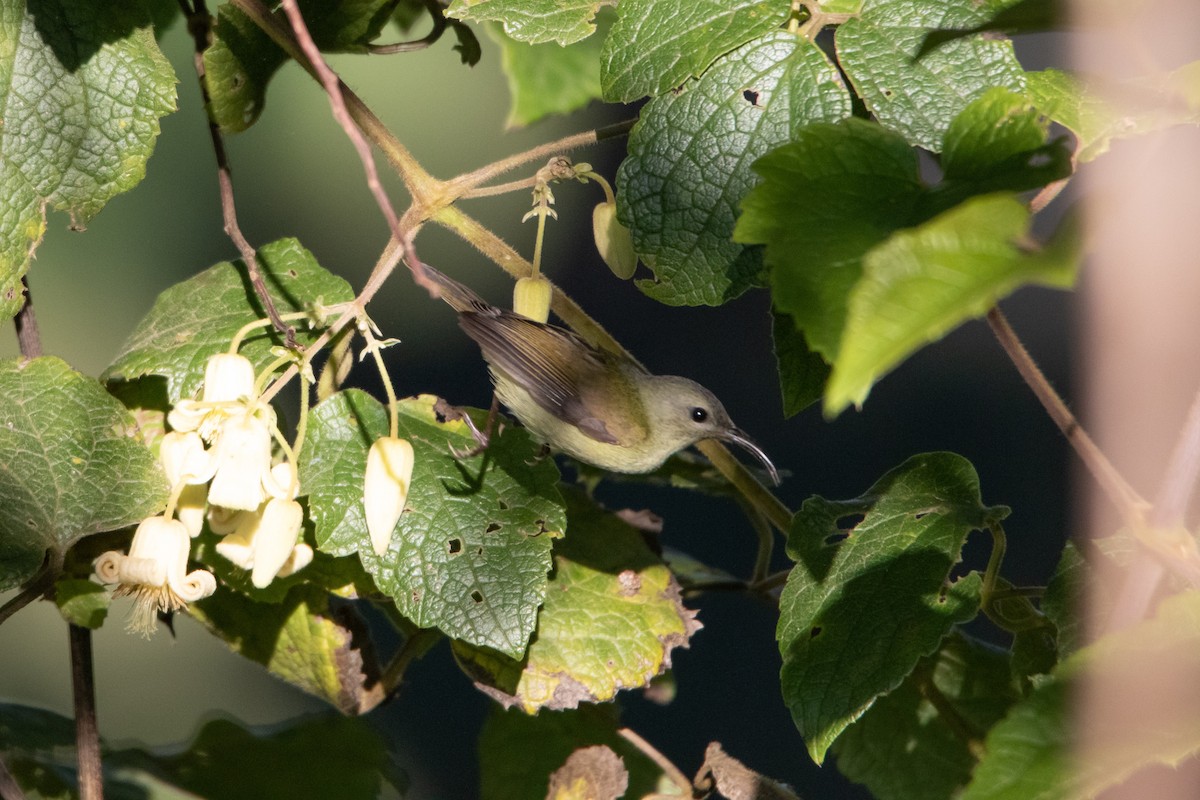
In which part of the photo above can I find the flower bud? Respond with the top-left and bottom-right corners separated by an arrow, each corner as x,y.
364,437 -> 415,557
592,201 -> 637,279
513,275 -> 552,323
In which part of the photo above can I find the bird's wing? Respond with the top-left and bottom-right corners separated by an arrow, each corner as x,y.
458,311 -> 648,446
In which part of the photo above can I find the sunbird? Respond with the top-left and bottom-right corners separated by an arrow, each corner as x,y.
424,266 -> 779,485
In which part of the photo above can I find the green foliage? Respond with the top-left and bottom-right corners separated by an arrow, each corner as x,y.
453,487 -> 699,711
103,238 -> 354,403
487,14 -> 608,127
777,452 -> 1007,763
7,2 -> 1200,799
618,33 -> 852,306
0,357 -> 168,590
600,0 -> 790,103
0,0 -> 176,319
298,390 -> 565,658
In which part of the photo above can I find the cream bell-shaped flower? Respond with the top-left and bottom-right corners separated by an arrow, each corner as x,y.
513,275 -> 552,323
214,462 -> 311,588
202,352 -> 256,403
160,431 -> 216,538
206,411 -> 274,511
363,436 -> 415,557
94,516 -> 216,636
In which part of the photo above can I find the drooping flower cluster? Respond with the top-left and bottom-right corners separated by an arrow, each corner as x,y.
94,352 -> 310,633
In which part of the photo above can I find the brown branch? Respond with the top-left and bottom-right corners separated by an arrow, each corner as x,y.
986,306 -> 1148,528
69,625 -> 102,800
178,0 -> 295,347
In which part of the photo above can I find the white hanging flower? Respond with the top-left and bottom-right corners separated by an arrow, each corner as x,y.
206,504 -> 246,535
207,411 -> 274,511
94,516 -> 216,636
202,352 -> 256,403
214,462 -> 311,588
363,437 -> 415,557
160,432 -> 216,538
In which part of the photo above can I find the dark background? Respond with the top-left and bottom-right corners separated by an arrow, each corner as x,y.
0,20 -> 1072,799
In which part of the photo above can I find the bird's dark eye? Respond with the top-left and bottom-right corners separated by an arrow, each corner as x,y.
690,407 -> 708,423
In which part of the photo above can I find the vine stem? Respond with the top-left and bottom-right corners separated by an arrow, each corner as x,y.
178,0 -> 295,346
69,625 -> 102,800
616,728 -> 693,796
986,306 -> 1148,528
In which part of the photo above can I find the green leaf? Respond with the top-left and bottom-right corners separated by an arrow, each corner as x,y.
735,118 -> 925,359
777,452 -> 1006,763
191,584 -> 385,714
772,310 -> 830,417
103,237 -> 354,403
600,0 -> 789,102
825,193 -> 1078,413
298,390 -> 565,658
479,705 -> 666,800
619,33 -> 852,306
832,631 -> 1022,800
0,357 -> 168,590
453,487 -> 699,710
55,578 -> 110,629
963,591 -> 1200,800
204,0 -> 397,132
917,0 -> 1066,58
938,88 -> 1073,198
0,0 -> 176,319
835,0 -> 1026,151
487,12 -> 609,128
446,0 -> 605,45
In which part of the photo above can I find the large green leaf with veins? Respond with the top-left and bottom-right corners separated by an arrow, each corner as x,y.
600,0 -> 789,102
835,0 -> 1026,151
0,0 -> 176,319
777,452 -> 1007,764
298,390 -> 565,658
446,0 -> 605,45
453,487 -> 699,711
618,32 -> 851,306
0,357 -> 167,590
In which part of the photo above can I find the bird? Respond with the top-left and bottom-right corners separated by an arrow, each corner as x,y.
423,265 -> 779,485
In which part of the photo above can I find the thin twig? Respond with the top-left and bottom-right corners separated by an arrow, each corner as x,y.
616,728 -> 694,796
460,175 -> 540,200
178,0 -> 296,347
986,306 -> 1148,528
381,628 -> 442,697
0,552 -> 60,627
69,625 -> 102,800
279,0 -> 434,296
13,277 -> 41,359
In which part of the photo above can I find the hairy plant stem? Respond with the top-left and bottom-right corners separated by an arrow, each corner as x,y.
69,625 -> 102,800
617,728 -> 693,796
986,306 -> 1148,527
179,0 -> 295,346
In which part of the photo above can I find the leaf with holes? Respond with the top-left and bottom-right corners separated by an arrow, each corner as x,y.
777,452 -> 1007,764
600,0 -> 789,102
832,631 -> 1022,800
298,390 -> 564,658
835,0 -> 1026,151
453,487 -> 699,711
103,238 -> 354,403
446,0 -> 605,45
0,0 -> 175,318
0,357 -> 167,590
618,32 -> 851,306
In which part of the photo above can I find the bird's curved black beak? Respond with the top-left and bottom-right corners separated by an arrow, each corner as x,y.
720,428 -> 781,486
